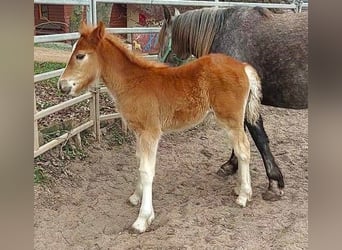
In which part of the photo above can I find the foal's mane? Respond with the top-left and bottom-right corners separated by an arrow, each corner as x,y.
80,23 -> 167,69
104,34 -> 167,69
171,7 -> 226,58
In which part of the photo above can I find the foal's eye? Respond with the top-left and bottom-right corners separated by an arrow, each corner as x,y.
76,54 -> 85,60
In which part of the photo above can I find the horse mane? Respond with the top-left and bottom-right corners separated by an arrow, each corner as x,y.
103,33 -> 167,69
171,7 -> 273,58
80,24 -> 167,70
172,7 -> 226,58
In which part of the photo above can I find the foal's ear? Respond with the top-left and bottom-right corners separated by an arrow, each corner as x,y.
162,5 -> 172,24
79,20 -> 88,34
90,21 -> 106,45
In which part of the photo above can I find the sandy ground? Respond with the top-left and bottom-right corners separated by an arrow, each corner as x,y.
34,47 -> 71,63
34,105 -> 308,249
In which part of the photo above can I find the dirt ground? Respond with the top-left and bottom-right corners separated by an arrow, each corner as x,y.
34,47 -> 72,63
34,105 -> 308,249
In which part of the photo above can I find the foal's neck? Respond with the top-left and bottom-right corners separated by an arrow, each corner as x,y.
99,36 -> 143,93
98,34 -> 167,100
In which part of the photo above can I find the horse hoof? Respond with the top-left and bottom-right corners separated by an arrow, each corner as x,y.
234,186 -> 240,196
129,226 -> 144,234
235,196 -> 248,207
130,211 -> 155,234
216,164 -> 237,177
131,220 -> 148,234
262,189 -> 282,201
128,194 -> 140,206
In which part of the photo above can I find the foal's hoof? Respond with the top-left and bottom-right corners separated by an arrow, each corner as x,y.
128,194 -> 140,206
235,196 -> 248,207
234,186 -> 240,196
235,191 -> 252,207
216,162 -> 238,177
130,213 -> 155,234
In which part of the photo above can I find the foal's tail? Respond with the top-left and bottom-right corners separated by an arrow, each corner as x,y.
244,64 -> 262,125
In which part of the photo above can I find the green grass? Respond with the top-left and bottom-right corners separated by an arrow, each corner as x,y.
34,61 -> 66,75
34,166 -> 47,184
34,61 -> 66,90
34,42 -> 72,51
62,144 -> 87,160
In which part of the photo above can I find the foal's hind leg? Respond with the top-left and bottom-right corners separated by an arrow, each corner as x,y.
217,115 -> 284,199
227,129 -> 252,207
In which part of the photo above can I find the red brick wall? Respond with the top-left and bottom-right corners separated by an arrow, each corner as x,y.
47,5 -> 65,23
34,4 -> 75,34
63,5 -> 74,33
109,4 -> 127,28
34,4 -> 40,25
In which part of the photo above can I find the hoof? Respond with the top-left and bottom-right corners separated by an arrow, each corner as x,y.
262,189 -> 283,201
235,196 -> 247,207
263,181 -> 284,201
234,186 -> 240,196
128,194 -> 140,206
129,226 -> 144,234
130,212 -> 155,233
131,219 -> 148,234
216,162 -> 238,177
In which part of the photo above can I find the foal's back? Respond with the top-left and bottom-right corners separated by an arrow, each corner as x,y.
127,53 -> 251,132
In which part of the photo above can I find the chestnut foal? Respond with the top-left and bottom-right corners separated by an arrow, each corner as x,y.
58,22 -> 262,233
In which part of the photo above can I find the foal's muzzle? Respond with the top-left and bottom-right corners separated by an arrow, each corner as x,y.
58,80 -> 72,94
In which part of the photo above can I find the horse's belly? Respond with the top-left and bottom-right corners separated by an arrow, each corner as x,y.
161,108 -> 211,133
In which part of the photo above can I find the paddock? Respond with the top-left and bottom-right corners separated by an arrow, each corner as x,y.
34,105 -> 308,249
34,0 -> 308,248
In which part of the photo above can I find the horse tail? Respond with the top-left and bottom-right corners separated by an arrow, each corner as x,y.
244,64 -> 262,125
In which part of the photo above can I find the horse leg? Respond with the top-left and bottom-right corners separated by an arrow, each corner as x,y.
128,143 -> 143,206
229,129 -> 252,207
245,115 -> 284,199
130,132 -> 160,233
217,115 -> 284,197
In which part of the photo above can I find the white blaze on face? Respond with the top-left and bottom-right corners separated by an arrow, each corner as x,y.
59,39 -> 99,96
58,40 -> 79,95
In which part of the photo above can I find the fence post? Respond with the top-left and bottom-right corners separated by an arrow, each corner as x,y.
90,83 -> 101,142
34,90 -> 40,151
91,0 -> 97,25
294,0 -> 304,12
86,0 -> 93,25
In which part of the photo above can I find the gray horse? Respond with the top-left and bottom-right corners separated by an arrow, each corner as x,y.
158,6 -> 308,199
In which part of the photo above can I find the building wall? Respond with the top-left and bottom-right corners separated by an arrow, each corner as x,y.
34,4 -> 40,25
109,4 -> 127,28
63,5 -> 74,32
34,4 -> 73,35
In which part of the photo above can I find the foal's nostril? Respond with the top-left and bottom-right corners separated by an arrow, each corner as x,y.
59,80 -> 72,94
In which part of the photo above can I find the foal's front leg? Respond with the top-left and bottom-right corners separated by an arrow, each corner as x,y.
130,133 -> 160,233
